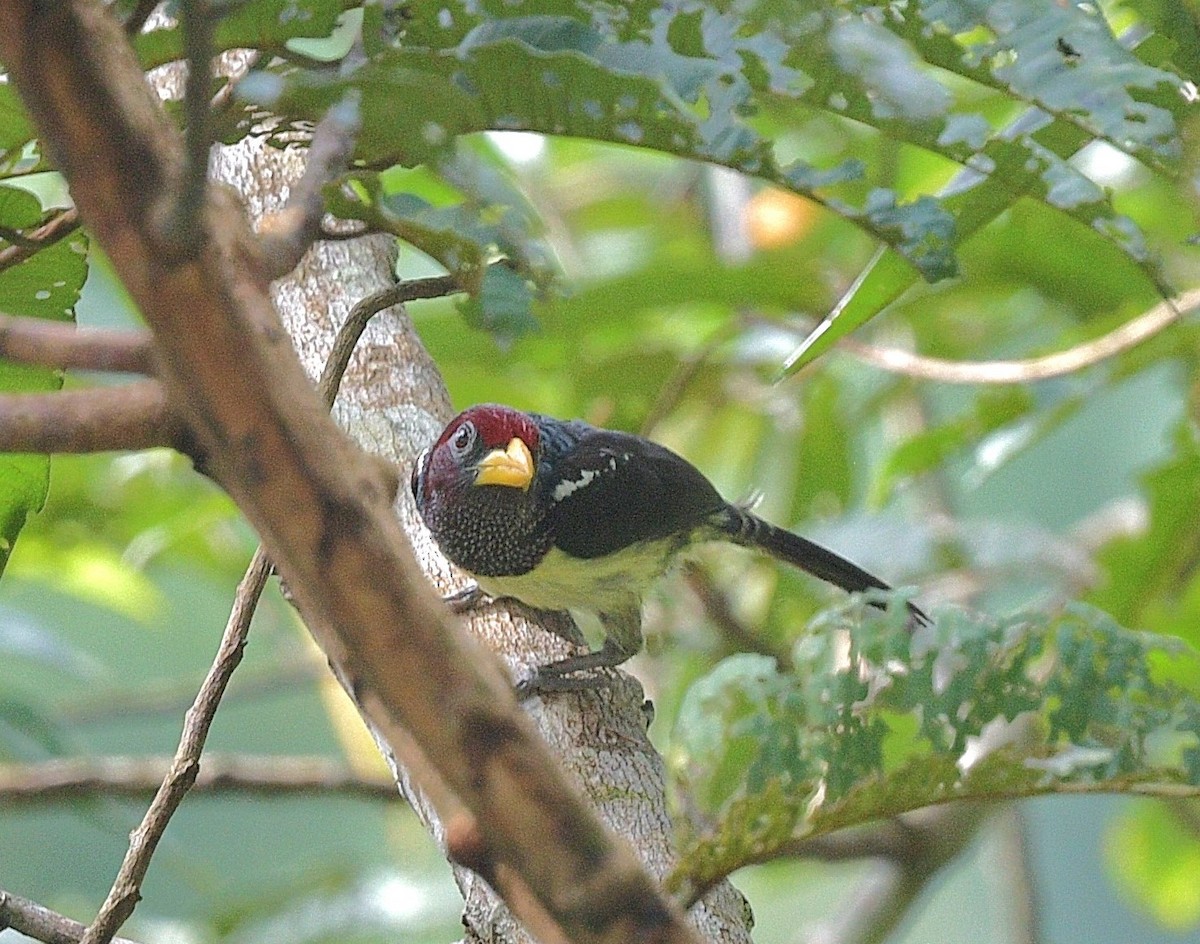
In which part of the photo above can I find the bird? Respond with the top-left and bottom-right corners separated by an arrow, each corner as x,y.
411,404 -> 926,693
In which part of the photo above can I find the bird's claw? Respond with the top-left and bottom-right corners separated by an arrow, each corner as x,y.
514,667 -> 616,700
512,637 -> 631,699
442,582 -> 486,614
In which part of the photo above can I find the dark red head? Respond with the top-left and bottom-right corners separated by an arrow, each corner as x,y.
412,404 -> 542,506
410,405 -> 552,577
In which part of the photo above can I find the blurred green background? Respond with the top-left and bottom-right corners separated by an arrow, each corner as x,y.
4,131 -> 1199,942
6,0 -> 1200,940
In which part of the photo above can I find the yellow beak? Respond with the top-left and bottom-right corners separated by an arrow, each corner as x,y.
474,437 -> 535,490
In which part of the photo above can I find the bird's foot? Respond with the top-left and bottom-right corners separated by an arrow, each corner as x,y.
514,669 -> 616,699
513,638 -> 632,700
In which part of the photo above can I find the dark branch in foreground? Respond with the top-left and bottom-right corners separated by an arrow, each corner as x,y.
74,271 -> 437,943
161,0 -> 216,261
0,4 -> 705,942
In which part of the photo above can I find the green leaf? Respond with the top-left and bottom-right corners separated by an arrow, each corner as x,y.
790,374 -> 853,518
776,0 -> 1184,376
667,602 -> 1200,901
265,6 -> 960,279
0,184 -> 44,229
456,263 -> 538,342
0,84 -> 38,178
328,169 -> 548,341
133,0 -> 350,69
910,0 -> 1184,168
0,229 -> 88,575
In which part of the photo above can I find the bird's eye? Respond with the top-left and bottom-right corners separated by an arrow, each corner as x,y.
450,421 -> 476,456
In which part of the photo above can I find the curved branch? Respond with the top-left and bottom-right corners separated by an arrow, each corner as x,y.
161,0 -> 216,260
798,805 -> 988,944
0,380 -> 187,454
317,275 -> 462,404
0,313 -> 155,373
843,288 -> 1199,385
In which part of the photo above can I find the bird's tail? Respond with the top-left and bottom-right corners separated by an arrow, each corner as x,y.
712,504 -> 928,626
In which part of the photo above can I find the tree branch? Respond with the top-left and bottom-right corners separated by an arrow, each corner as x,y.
161,0 -> 215,260
78,550 -> 270,944
840,287 -> 1200,384
258,99 -> 362,279
995,806 -> 1042,944
317,275 -> 462,404
800,804 -> 988,944
0,890 -> 140,944
0,380 -> 188,454
0,312 -> 155,373
0,754 -> 399,804
0,208 -> 81,274
71,267 -> 454,943
0,5 -> 712,943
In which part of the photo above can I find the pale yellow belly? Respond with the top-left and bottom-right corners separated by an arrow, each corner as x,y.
474,540 -> 678,615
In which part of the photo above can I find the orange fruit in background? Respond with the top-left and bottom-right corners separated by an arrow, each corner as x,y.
746,188 -> 820,249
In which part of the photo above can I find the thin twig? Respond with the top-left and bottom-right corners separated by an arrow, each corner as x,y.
317,275 -> 462,404
777,820 -> 926,864
209,48 -> 263,124
77,550 -> 271,944
0,889 -> 140,944
2,6 -> 705,936
840,287 -> 1199,385
0,208 -> 81,274
258,97 -> 363,279
0,225 -> 43,248
0,380 -> 187,454
317,221 -> 370,241
799,804 -> 988,944
995,806 -> 1041,944
75,274 -> 448,944
0,313 -> 155,374
0,754 -> 398,804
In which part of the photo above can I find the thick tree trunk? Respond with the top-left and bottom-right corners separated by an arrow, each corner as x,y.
209,131 -> 754,942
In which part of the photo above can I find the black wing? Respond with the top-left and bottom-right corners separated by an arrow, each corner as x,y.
541,428 -> 725,560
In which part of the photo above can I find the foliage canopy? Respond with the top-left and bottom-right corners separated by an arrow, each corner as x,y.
4,0 -> 1200,941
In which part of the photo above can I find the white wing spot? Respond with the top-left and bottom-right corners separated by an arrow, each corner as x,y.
553,468 -> 599,502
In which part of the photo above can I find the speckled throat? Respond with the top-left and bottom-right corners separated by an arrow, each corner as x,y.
426,483 -> 553,579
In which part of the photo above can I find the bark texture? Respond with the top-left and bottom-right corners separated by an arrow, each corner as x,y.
209,114 -> 753,944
